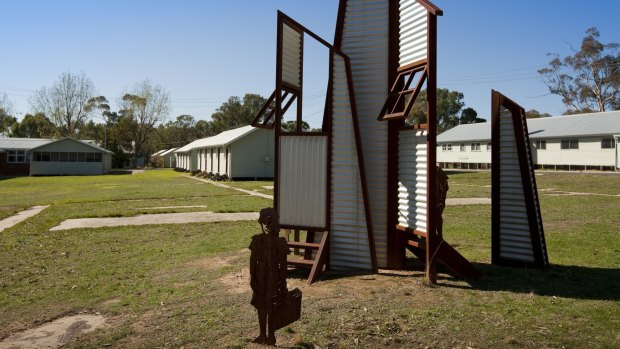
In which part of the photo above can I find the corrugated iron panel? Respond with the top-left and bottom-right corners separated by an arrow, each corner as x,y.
399,0 -> 427,66
498,107 -> 535,263
398,130 -> 427,232
282,23 -> 301,88
341,0 -> 389,268
330,54 -> 372,270
279,136 -> 327,228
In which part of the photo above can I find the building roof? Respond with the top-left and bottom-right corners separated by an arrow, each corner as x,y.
151,149 -> 167,157
30,138 -> 114,154
159,148 -> 178,156
175,125 -> 258,153
0,137 -> 54,150
438,110 -> 620,143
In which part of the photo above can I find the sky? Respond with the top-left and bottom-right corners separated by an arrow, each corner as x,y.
1,0 -> 618,127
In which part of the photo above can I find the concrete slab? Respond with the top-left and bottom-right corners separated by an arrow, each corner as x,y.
50,211 -> 259,231
187,177 -> 274,199
0,314 -> 106,349
0,205 -> 49,232
446,198 -> 491,205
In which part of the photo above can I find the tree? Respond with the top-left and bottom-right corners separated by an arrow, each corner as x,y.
30,72 -> 95,136
538,28 -> 620,113
10,113 -> 56,138
408,88 -> 478,132
0,93 -> 16,137
459,107 -> 486,124
118,80 -> 170,167
281,120 -> 310,131
525,109 -> 552,119
210,94 -> 266,133
84,96 -> 113,148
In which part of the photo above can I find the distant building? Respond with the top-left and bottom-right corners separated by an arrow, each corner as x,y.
159,148 -> 178,168
437,111 -> 620,171
0,137 -> 113,176
175,125 -> 274,179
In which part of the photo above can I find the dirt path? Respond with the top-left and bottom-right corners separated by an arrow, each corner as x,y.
49,211 -> 259,231
0,205 -> 49,232
187,177 -> 274,199
0,314 -> 106,349
446,197 -> 491,205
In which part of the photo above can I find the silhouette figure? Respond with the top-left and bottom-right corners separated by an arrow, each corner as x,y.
249,207 -> 290,346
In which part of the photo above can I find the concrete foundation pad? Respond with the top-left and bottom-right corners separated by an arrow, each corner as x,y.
50,211 -> 259,231
0,205 -> 49,232
0,314 -> 106,349
446,198 -> 491,205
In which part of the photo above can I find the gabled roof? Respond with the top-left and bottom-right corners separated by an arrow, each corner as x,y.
0,137 -> 54,150
438,110 -> 620,143
151,149 -> 167,157
30,137 -> 114,154
159,148 -> 178,156
175,125 -> 258,153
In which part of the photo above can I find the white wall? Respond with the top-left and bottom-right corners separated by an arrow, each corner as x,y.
437,142 -> 492,164
29,139 -> 111,175
230,129 -> 274,178
535,137 -> 616,167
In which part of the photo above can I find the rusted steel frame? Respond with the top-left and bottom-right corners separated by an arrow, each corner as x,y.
387,0 -> 405,269
398,58 -> 428,73
491,90 -> 502,265
504,93 -> 548,269
425,11 -> 439,283
417,0 -> 444,16
279,11 -> 333,49
335,50 -> 379,273
378,67 -> 427,121
274,12 -> 284,216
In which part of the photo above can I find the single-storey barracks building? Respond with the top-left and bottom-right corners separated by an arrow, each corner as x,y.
175,125 -> 274,179
437,110 -> 620,171
0,137 -> 113,176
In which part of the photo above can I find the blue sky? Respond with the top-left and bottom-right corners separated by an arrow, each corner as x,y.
1,0 -> 618,126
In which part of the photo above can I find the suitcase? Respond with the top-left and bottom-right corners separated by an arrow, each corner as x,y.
270,288 -> 302,330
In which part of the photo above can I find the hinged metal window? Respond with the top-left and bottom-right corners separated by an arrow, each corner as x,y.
377,62 -> 427,122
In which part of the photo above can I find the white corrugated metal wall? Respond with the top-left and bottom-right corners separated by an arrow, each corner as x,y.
498,107 -> 535,263
397,130 -> 427,232
279,136 -> 327,228
399,0 -> 427,65
282,23 -> 302,88
330,54 -> 373,270
341,0 -> 390,268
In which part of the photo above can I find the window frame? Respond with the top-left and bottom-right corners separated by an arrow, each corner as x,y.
601,137 -> 615,149
561,139 -> 579,150
470,142 -> 481,152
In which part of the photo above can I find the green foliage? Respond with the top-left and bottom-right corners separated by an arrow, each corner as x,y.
0,93 -> 16,136
538,27 -> 620,113
281,120 -> 310,132
210,94 -> 266,134
459,107 -> 486,124
10,113 -> 56,138
408,88 -> 478,132
525,109 -> 552,119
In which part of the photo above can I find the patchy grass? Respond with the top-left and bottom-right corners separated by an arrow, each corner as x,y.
0,171 -> 618,348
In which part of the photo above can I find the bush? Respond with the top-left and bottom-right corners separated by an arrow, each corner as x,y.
149,156 -> 164,168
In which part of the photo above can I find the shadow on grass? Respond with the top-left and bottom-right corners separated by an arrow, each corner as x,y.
447,262 -> 620,301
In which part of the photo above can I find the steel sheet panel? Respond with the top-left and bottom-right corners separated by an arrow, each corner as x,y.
282,23 -> 301,88
399,0 -> 427,66
398,130 -> 427,232
498,107 -> 535,263
341,0 -> 389,267
330,54 -> 373,270
279,136 -> 327,228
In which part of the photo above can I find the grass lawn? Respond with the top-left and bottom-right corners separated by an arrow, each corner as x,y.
0,170 -> 618,348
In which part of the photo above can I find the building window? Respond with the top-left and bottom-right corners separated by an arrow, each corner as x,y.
32,151 -> 103,163
7,150 -> 29,163
470,142 -> 481,151
460,143 -> 465,152
601,138 -> 615,149
441,144 -> 453,151
486,142 -> 492,151
561,139 -> 579,150
535,140 -> 546,150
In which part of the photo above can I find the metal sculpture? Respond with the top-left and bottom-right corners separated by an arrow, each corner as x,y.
252,0 -> 479,284
249,208 -> 301,345
491,91 -> 549,269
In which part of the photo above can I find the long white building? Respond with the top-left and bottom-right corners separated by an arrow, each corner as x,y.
175,125 -> 274,179
437,110 -> 620,171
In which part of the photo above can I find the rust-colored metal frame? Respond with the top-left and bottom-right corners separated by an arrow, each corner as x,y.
491,90 -> 549,270
255,11 -> 378,271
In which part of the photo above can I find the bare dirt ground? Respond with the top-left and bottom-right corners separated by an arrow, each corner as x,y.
0,314 -> 106,349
